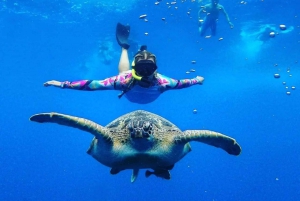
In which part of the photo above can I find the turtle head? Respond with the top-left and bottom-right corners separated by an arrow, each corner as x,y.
128,120 -> 154,139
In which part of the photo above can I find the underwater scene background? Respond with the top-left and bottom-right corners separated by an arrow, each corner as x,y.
0,0 -> 299,200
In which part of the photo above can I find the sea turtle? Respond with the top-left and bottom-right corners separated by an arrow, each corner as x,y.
30,110 -> 241,182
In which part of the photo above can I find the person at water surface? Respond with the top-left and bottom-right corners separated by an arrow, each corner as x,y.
198,0 -> 233,36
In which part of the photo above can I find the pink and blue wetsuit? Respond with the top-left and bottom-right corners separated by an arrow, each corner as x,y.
60,71 -> 202,104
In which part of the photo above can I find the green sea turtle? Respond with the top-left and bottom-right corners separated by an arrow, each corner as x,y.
30,110 -> 241,182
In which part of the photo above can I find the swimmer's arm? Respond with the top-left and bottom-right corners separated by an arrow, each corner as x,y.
198,5 -> 208,19
43,75 -> 124,91
219,5 -> 234,28
157,74 -> 204,91
198,8 -> 204,19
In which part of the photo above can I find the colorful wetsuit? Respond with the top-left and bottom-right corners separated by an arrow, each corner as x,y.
60,71 -> 202,104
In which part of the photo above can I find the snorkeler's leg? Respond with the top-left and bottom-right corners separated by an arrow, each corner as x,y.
118,48 -> 130,74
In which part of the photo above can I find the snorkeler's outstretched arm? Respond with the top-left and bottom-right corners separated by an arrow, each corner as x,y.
156,74 -> 204,91
43,74 -> 130,91
44,79 -> 114,90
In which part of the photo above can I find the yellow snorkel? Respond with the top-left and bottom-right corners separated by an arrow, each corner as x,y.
131,60 -> 142,81
131,69 -> 142,81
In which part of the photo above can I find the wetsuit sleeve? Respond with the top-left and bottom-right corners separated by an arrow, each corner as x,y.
156,74 -> 203,91
60,74 -> 130,91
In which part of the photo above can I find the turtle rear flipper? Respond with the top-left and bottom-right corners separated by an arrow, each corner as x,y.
110,168 -> 121,175
30,112 -> 108,139
178,130 -> 241,156
145,169 -> 171,180
131,169 -> 139,183
111,168 -> 139,182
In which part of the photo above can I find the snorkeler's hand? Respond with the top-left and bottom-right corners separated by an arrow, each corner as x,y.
229,22 -> 234,29
196,76 -> 204,85
43,80 -> 62,87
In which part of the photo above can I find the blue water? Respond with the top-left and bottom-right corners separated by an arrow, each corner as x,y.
1,0 -> 300,200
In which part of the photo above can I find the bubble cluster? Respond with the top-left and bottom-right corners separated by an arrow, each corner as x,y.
274,66 -> 296,96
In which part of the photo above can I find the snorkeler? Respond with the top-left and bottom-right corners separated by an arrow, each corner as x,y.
198,0 -> 233,37
44,23 -> 204,104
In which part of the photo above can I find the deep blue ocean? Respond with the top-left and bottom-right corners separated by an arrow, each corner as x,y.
1,0 -> 299,200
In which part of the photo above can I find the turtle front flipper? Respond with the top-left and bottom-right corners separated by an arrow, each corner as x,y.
30,112 -> 108,139
178,130 -> 241,156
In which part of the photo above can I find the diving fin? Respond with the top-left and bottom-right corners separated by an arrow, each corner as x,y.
116,23 -> 130,49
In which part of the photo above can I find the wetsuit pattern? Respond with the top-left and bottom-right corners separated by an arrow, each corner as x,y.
156,73 -> 201,91
60,72 -> 201,91
61,73 -> 133,90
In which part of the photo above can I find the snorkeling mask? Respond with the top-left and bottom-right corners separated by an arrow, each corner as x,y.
118,45 -> 157,98
132,45 -> 157,81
